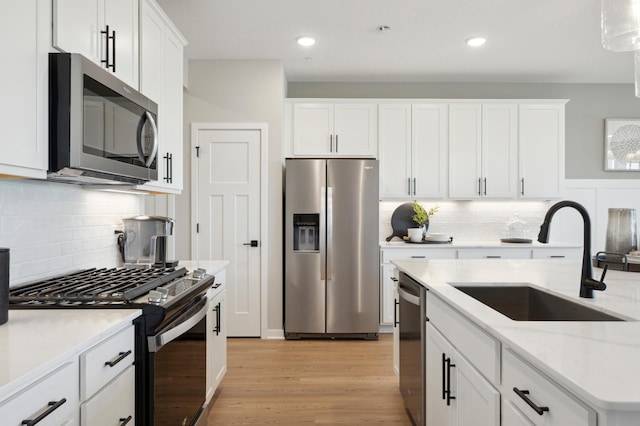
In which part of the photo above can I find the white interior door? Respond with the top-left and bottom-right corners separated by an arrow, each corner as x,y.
194,127 -> 261,337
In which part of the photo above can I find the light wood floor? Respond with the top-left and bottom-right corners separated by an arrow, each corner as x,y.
206,334 -> 412,425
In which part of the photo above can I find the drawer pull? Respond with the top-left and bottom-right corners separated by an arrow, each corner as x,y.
21,398 -> 67,425
486,255 -> 502,259
550,255 -> 566,258
411,256 -> 426,259
119,415 -> 133,425
105,350 -> 132,368
513,387 -> 549,415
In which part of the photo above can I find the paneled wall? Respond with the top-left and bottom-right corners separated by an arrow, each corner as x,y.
0,180 -> 144,286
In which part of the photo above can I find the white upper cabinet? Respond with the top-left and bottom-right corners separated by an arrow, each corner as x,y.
449,103 -> 517,199
53,0 -> 139,88
518,103 -> 566,199
379,104 -> 412,197
0,0 -> 48,178
138,0 -> 186,193
379,103 -> 448,199
290,102 -> 377,157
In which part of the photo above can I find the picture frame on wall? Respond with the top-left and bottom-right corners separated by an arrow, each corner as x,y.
605,118 -> 640,171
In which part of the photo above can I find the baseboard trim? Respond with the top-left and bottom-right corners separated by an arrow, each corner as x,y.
262,328 -> 285,339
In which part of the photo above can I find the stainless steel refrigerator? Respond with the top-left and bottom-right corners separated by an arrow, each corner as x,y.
284,159 -> 379,339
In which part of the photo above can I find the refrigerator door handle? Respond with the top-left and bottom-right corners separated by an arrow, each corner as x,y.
320,186 -> 326,280
326,186 -> 333,280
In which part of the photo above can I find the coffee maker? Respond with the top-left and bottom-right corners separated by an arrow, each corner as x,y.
120,216 -> 176,268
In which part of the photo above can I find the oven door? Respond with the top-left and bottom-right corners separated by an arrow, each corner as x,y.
148,295 -> 209,426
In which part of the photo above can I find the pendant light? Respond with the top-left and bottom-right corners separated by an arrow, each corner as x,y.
601,0 -> 640,51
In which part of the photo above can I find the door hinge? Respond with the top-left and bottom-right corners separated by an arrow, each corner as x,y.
196,146 -> 200,157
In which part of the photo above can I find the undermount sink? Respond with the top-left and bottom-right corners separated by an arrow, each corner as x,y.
450,283 -> 625,322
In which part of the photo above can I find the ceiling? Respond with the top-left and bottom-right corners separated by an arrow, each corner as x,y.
156,0 -> 635,84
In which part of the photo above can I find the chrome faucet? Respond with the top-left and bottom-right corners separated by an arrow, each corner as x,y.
537,200 -> 608,298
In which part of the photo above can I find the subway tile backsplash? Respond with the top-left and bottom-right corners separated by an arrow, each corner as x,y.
0,180 -> 144,286
380,200 -> 551,242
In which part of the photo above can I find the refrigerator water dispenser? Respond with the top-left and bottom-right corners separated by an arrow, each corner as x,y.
293,214 -> 320,252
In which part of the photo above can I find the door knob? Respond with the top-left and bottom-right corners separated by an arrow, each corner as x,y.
243,240 -> 259,247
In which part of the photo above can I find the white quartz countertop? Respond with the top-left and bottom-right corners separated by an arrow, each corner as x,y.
381,240 -> 580,249
0,309 -> 141,401
392,258 -> 640,411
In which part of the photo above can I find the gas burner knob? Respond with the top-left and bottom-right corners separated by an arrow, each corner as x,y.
148,290 -> 163,304
148,288 -> 169,304
193,268 -> 206,279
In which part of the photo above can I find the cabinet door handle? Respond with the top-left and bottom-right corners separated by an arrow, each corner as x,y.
21,398 -> 67,425
330,134 -> 333,152
394,300 -> 399,327
483,178 -> 487,195
100,25 -> 116,71
104,350 -> 132,367
335,134 -> 339,152
413,178 -> 416,196
513,387 -> 549,415
478,178 -> 482,196
119,415 -> 133,425
213,302 -> 222,335
407,178 -> 411,195
521,178 -> 525,196
445,356 -> 456,406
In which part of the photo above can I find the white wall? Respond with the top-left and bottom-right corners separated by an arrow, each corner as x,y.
175,60 -> 285,337
0,180 -> 144,286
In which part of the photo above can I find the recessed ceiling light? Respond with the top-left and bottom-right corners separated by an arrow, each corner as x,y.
297,36 -> 316,47
466,36 -> 486,47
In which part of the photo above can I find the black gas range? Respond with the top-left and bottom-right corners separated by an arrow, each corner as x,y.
9,265 -> 216,426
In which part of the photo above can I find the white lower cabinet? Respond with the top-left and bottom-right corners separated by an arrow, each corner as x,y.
80,324 -> 136,425
502,349 -> 596,426
0,360 -> 79,426
206,271 -> 228,402
426,323 -> 500,426
381,248 -> 456,327
80,366 -> 135,426
503,399 -> 535,426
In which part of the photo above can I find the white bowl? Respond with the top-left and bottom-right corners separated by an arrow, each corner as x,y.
424,233 -> 450,242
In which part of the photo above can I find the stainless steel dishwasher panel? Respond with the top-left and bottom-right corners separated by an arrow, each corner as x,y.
398,271 -> 426,426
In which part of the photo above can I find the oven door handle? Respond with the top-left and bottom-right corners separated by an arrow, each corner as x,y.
398,286 -> 421,306
148,295 -> 209,352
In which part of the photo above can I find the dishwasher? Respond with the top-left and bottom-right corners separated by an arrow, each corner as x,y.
398,271 -> 427,426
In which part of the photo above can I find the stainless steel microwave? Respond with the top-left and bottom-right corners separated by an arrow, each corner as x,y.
49,53 -> 158,185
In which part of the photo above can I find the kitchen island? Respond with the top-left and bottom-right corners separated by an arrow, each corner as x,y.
394,258 -> 640,426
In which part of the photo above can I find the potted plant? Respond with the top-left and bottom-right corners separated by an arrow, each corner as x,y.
411,201 -> 439,235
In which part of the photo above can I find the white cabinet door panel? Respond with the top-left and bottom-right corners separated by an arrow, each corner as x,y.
413,103 -> 448,198
482,104 -> 517,198
379,104 -> 412,198
334,104 -> 377,156
519,104 -> 565,199
449,104 -> 482,199
293,104 -> 333,156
